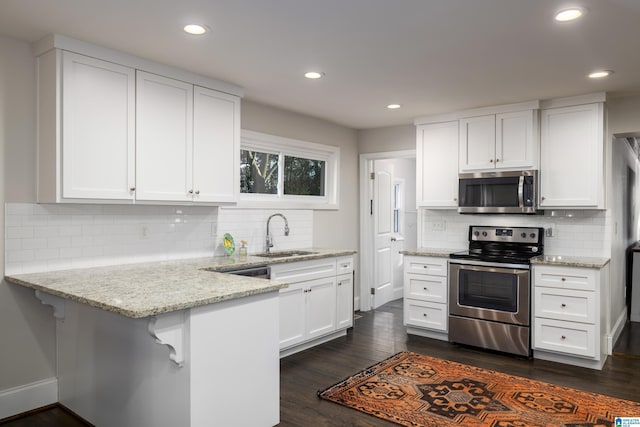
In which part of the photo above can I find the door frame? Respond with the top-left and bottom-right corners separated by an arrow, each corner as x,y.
359,150 -> 416,312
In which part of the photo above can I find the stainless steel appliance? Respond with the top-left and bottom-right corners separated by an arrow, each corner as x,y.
449,226 -> 544,356
216,265 -> 270,279
458,170 -> 539,214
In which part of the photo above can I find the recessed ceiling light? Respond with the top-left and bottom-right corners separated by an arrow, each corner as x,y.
304,71 -> 324,79
588,70 -> 613,79
554,7 -> 586,22
387,104 -> 401,109
183,24 -> 208,35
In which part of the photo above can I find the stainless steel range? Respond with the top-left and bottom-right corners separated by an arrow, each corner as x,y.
448,226 -> 544,357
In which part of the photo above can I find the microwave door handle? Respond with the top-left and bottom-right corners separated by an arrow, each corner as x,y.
517,175 -> 525,208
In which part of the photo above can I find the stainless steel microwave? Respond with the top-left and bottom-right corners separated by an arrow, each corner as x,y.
458,170 -> 539,214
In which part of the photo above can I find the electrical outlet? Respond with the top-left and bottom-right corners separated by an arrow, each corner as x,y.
545,225 -> 554,237
141,225 -> 149,239
432,220 -> 446,231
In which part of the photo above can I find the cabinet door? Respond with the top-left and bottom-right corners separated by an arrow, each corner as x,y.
279,282 -> 306,349
539,103 -> 604,208
496,110 -> 537,170
336,273 -> 353,329
136,71 -> 193,202
416,121 -> 459,207
459,115 -> 496,171
192,86 -> 240,203
306,277 -> 337,340
61,51 -> 135,200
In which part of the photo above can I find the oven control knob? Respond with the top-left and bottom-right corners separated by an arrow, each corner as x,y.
474,231 -> 480,237
521,232 -> 526,238
530,233 -> 536,238
482,231 -> 487,237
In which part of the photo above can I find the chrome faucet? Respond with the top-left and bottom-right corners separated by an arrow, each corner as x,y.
266,213 -> 289,252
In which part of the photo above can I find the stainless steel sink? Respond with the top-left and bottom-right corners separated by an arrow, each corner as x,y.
253,250 -> 317,258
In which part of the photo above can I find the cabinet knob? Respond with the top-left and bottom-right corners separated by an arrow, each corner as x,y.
188,189 -> 194,194
423,265 -> 428,269
453,198 -> 458,201
423,287 -> 428,291
129,187 -> 136,191
489,159 -> 494,163
561,277 -> 566,282
541,196 -> 546,201
561,335 -> 566,340
561,303 -> 567,308
495,158 -> 500,163
195,190 -> 200,195
341,264 -> 349,268
423,313 -> 428,317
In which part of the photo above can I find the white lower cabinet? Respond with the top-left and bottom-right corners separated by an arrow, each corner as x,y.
532,264 -> 608,369
272,256 -> 354,356
403,255 -> 448,340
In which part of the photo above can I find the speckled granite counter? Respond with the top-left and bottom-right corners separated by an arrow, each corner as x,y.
400,248 -> 461,258
5,248 -> 356,318
530,255 -> 610,268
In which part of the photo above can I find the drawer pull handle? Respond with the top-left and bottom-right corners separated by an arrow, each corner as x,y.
423,313 -> 428,317
561,277 -> 566,281
561,335 -> 566,340
342,264 -> 349,268
423,266 -> 428,269
561,303 -> 566,308
423,287 -> 428,291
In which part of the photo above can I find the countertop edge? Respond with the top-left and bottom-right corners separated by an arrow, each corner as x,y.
530,256 -> 610,269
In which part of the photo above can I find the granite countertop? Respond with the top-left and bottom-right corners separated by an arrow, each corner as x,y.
5,248 -> 356,319
530,255 -> 610,268
400,248 -> 462,258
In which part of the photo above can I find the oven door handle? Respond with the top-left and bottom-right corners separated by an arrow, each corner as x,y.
517,175 -> 525,208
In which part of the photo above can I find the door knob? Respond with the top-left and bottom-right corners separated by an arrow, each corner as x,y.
391,237 -> 397,242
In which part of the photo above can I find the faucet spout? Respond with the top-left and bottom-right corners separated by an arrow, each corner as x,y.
266,213 -> 289,252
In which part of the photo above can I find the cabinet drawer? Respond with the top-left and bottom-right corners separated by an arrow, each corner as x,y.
403,299 -> 447,331
405,256 -> 448,276
534,318 -> 596,358
534,266 -> 596,291
405,273 -> 447,304
270,258 -> 337,282
336,256 -> 354,275
534,287 -> 595,324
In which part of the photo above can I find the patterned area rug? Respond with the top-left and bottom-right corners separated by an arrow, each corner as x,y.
318,352 -> 640,427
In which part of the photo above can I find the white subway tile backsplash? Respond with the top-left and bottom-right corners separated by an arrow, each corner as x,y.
420,209 -> 611,257
5,203 -> 314,274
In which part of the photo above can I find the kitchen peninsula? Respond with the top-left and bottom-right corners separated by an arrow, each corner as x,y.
5,251 -> 351,427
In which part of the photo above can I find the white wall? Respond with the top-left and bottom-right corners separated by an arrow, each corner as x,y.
0,36 -> 56,398
607,94 -> 640,326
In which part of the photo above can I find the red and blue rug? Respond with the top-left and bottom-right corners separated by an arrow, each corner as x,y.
318,351 -> 639,426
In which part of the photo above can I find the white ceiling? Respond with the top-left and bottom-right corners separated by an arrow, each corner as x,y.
1,0 -> 639,129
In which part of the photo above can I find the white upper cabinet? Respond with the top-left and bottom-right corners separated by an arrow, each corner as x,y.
192,86 -> 240,203
35,36 -> 243,205
459,110 -> 537,172
539,103 -> 604,209
38,50 -> 136,202
416,121 -> 459,208
136,71 -> 194,202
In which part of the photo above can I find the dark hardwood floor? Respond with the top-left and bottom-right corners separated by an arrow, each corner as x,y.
3,299 -> 640,426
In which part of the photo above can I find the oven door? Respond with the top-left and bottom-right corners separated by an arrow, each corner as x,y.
449,261 -> 530,326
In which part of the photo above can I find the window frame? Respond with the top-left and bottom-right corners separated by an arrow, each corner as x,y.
239,130 -> 340,209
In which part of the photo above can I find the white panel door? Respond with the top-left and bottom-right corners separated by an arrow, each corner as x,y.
459,115 -> 496,171
416,121 -> 459,207
192,86 -> 240,203
373,167 -> 394,309
136,71 -> 193,202
539,103 -> 603,208
278,283 -> 306,349
62,51 -> 135,200
306,277 -> 337,339
336,273 -> 353,329
496,110 -> 537,170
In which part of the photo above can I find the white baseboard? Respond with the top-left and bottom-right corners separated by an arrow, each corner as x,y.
354,296 -> 360,312
607,307 -> 628,354
0,377 -> 58,420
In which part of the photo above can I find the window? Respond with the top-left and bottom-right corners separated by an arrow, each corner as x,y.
239,130 -> 339,208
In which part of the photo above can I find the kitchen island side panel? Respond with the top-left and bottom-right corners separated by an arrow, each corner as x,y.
57,300 -> 190,427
